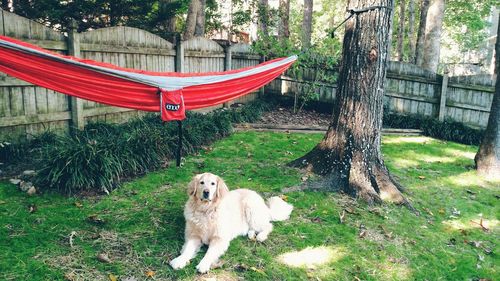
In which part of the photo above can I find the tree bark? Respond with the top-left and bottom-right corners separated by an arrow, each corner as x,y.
396,0 -> 405,61
302,0 -> 313,49
258,0 -> 269,37
183,0 -> 200,40
415,0 -> 429,66
159,0 -> 178,43
421,0 -> 444,72
407,0 -> 416,62
475,20 -> 500,180
278,0 -> 290,39
194,0 -> 206,36
290,0 -> 409,206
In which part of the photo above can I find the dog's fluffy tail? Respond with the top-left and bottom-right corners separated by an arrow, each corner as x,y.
267,196 -> 293,221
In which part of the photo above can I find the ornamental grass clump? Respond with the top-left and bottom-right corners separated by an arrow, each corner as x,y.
33,99 -> 275,194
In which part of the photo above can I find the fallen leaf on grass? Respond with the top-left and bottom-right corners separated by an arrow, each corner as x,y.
344,207 -> 357,215
28,204 -> 37,213
97,253 -> 112,263
87,214 -> 106,225
311,217 -> 322,223
108,274 -> 117,281
422,207 -> 434,216
250,266 -> 266,275
64,272 -> 76,281
74,202 -> 83,208
359,224 -> 367,238
379,225 -> 393,239
438,208 -> 445,215
418,175 -> 426,180
279,195 -> 288,201
145,271 -> 155,278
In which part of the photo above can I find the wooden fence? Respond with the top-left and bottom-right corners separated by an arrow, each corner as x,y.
267,62 -> 495,128
0,9 -> 261,141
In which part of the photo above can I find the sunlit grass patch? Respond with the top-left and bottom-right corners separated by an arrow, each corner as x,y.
277,246 -> 344,268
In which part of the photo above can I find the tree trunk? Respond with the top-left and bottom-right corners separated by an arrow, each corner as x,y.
159,0 -> 178,42
302,0 -> 313,49
183,0 -> 200,40
396,0 -> 405,61
415,0 -> 429,66
407,0 -> 416,62
290,0 -> 409,205
421,0 -> 444,72
475,20 -> 500,180
258,0 -> 269,37
278,0 -> 290,39
194,0 -> 206,36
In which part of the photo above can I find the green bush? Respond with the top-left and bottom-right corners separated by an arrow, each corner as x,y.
383,113 -> 484,145
32,98 -> 275,194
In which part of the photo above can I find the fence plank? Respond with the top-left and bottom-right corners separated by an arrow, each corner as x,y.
438,74 -> 448,121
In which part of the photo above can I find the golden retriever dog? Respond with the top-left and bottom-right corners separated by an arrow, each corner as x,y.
169,172 -> 293,273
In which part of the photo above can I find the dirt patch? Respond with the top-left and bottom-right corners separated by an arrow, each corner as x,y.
257,107 -> 331,127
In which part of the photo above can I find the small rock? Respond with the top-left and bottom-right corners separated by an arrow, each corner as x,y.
27,186 -> 36,196
97,253 -> 112,263
19,181 -> 33,192
22,170 -> 36,176
9,179 -> 21,185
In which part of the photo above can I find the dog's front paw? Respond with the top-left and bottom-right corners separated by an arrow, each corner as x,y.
196,261 -> 211,274
170,257 -> 188,270
248,230 -> 256,240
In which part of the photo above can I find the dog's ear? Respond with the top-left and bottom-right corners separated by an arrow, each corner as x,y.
187,174 -> 201,197
216,176 -> 229,200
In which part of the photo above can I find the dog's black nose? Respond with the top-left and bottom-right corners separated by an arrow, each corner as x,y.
203,190 -> 209,198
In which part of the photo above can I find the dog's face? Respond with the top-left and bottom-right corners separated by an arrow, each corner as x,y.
188,173 -> 228,204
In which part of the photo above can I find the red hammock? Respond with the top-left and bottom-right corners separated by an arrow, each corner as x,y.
0,35 -> 296,121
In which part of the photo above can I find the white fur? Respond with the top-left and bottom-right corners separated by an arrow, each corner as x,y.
169,173 -> 293,273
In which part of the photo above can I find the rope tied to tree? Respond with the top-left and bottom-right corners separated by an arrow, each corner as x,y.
330,6 -> 393,38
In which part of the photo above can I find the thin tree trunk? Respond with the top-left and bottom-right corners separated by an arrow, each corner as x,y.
407,0 -> 416,62
194,0 -> 206,36
278,0 -> 290,39
415,0 -> 429,66
302,0 -> 313,49
290,0 -> 410,206
159,0 -> 178,42
475,20 -> 500,180
421,0 -> 444,72
396,0 -> 405,61
258,0 -> 269,37
183,0 -> 200,40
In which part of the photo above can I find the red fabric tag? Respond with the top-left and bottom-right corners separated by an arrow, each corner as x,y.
160,89 -> 186,121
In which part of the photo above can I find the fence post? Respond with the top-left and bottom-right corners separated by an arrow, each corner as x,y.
67,20 -> 84,131
223,44 -> 232,108
438,71 -> 449,121
175,34 -> 184,73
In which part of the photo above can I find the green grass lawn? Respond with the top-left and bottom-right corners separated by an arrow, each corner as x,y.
0,132 -> 498,281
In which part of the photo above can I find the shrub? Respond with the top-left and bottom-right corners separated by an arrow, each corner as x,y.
32,98 -> 275,194
383,113 -> 484,145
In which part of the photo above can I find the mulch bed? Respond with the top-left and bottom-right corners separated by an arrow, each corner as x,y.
256,107 -> 331,127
